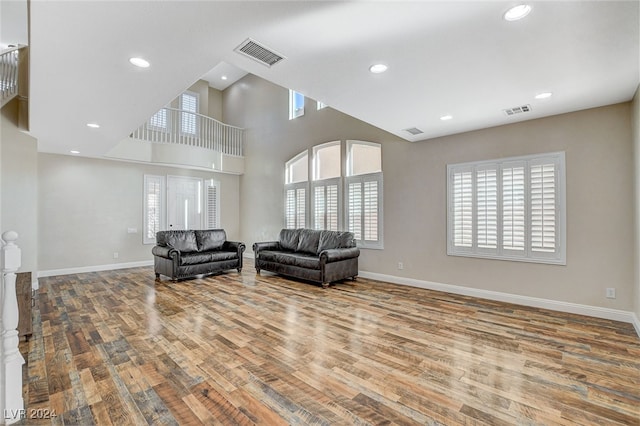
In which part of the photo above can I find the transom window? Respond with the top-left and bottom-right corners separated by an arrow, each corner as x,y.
289,90 -> 305,120
447,152 -> 566,264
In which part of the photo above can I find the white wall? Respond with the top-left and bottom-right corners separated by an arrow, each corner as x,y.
37,154 -> 240,272
1,99 -> 38,275
226,74 -> 635,312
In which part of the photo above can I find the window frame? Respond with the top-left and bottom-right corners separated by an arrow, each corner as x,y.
289,90 -> 305,120
143,175 -> 166,245
447,151 -> 566,265
179,91 -> 199,136
345,172 -> 384,250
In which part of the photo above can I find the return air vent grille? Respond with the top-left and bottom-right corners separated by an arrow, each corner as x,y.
403,127 -> 424,135
503,104 -> 532,116
234,38 -> 285,67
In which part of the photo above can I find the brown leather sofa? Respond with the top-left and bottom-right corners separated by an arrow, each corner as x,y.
152,229 -> 245,281
253,229 -> 359,288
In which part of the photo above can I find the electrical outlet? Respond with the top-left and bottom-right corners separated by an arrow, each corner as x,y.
397,262 -> 404,270
606,287 -> 616,299
113,252 -> 119,259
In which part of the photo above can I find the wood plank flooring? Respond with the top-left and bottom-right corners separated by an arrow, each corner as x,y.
17,261 -> 640,425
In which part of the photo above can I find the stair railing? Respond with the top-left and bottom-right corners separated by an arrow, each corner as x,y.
0,231 -> 24,425
0,46 -> 26,108
130,108 -> 244,157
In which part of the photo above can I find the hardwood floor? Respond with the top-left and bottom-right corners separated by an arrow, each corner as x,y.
18,261 -> 640,425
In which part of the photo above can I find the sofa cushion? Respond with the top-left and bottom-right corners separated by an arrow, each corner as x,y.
195,229 -> 226,252
297,229 -> 321,255
180,252 -> 213,266
279,229 -> 301,251
164,231 -> 198,253
210,251 -> 238,262
259,250 -> 321,270
318,231 -> 356,252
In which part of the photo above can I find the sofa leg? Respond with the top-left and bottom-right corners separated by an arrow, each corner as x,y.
237,268 -> 242,273
255,267 -> 260,274
351,276 -> 357,281
322,282 -> 329,289
155,273 -> 160,280
172,278 -> 178,283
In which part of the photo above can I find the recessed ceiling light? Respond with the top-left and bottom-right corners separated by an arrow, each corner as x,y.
535,92 -> 553,99
504,4 -> 532,21
70,150 -> 80,154
369,63 -> 388,74
86,123 -> 100,128
440,115 -> 453,121
129,57 -> 150,68
221,75 -> 228,81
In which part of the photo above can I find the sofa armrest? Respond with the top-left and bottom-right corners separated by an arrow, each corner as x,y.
152,245 -> 179,259
253,241 -> 280,255
320,247 -> 360,263
223,241 -> 246,254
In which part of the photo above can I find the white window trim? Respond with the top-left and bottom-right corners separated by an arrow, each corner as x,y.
346,140 -> 382,177
447,151 -> 566,265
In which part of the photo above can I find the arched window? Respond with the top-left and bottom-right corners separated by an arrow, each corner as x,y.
284,141 -> 383,248
346,141 -> 383,248
284,151 -> 308,229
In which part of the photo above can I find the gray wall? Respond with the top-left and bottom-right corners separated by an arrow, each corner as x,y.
226,74 -> 635,311
633,85 -> 640,321
38,154 -> 240,271
1,99 -> 38,275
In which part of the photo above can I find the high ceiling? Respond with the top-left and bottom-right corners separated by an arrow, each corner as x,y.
25,1 -> 640,157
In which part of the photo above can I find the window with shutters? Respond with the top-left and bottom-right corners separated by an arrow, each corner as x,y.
148,108 -> 168,131
285,151 -> 309,229
143,175 -> 166,244
312,142 -> 341,231
143,174 -> 220,244
284,141 -> 383,248
180,92 -> 199,135
447,152 -> 565,264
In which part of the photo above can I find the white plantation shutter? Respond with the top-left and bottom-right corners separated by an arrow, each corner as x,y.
285,183 -> 307,229
143,175 -> 165,244
476,167 -> 497,249
148,108 -> 167,130
363,180 -> 378,240
313,181 -> 339,231
180,92 -> 198,135
346,173 -> 383,247
448,152 -> 565,264
452,170 -> 473,248
205,182 -> 220,229
530,162 -> 557,253
502,164 -> 526,251
347,182 -> 362,240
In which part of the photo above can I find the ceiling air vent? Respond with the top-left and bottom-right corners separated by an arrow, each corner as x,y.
503,104 -> 532,116
403,127 -> 424,135
234,38 -> 285,67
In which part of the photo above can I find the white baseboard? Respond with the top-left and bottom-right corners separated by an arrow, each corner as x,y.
38,260 -> 154,279
633,313 -> 640,337
359,270 -> 640,336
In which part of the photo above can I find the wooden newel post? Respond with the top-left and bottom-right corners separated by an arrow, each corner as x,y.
0,231 -> 25,425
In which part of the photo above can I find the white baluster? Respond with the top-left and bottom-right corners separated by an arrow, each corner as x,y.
0,231 -> 24,425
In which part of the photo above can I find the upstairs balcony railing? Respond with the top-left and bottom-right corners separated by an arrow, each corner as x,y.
130,108 -> 244,157
1,45 -> 26,107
